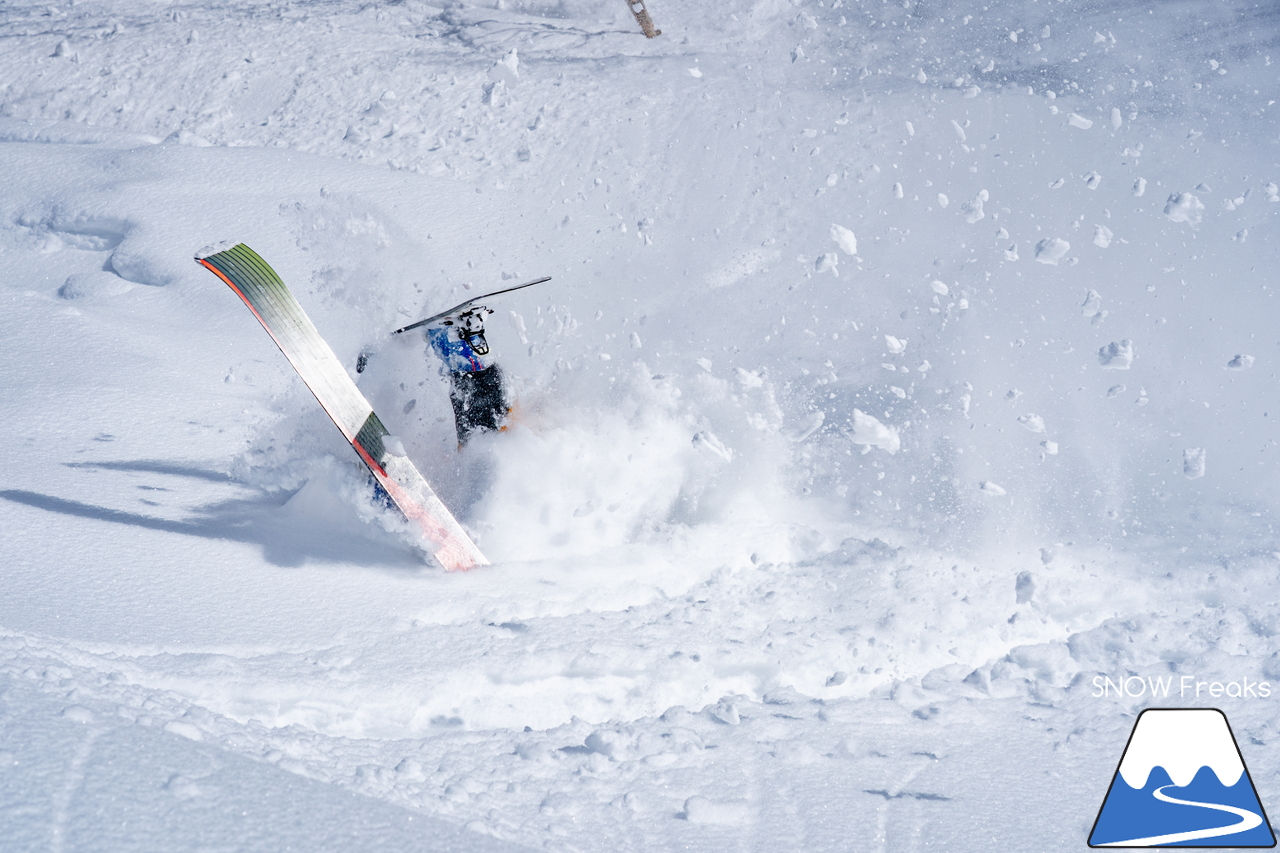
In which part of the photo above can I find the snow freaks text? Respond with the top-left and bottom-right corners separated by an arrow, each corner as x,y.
1092,676 -> 1273,700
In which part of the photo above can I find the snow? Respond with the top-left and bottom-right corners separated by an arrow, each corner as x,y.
1164,191 -> 1207,225
1097,340 -> 1135,370
1033,236 -> 1071,264
2,0 -> 1280,850
829,223 -> 858,256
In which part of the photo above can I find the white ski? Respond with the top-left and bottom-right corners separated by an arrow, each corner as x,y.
197,243 -> 488,571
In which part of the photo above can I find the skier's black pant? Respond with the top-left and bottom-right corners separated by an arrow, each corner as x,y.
448,364 -> 507,444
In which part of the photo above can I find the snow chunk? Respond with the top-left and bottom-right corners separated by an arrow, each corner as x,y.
509,311 -> 529,344
1084,171 -> 1102,189
195,240 -> 238,260
950,120 -> 967,142
710,699 -> 740,725
930,280 -> 949,296
884,335 -> 907,354
1097,340 -> 1134,370
814,253 -> 839,275
979,481 -> 1007,496
1016,571 -> 1036,603
736,368 -> 764,388
1092,225 -> 1113,248
1227,354 -> 1255,370
1017,414 -> 1045,433
1183,447 -> 1206,479
847,409 -> 900,454
1034,237 -> 1070,264
1041,440 -> 1059,455
937,193 -> 949,208
961,190 -> 988,223
1164,192 -> 1205,225
1133,178 -> 1147,197
692,431 -> 733,462
1068,113 -> 1093,129
487,49 -> 519,88
682,796 -> 750,825
1111,108 -> 1123,129
382,434 -> 407,458
830,223 -> 858,255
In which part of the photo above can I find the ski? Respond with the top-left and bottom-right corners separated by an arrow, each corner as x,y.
392,276 -> 550,335
196,243 -> 488,571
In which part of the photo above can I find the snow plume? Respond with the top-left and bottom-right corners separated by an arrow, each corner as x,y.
472,361 -> 800,565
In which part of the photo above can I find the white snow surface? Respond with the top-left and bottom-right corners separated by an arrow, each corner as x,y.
2,0 -> 1280,850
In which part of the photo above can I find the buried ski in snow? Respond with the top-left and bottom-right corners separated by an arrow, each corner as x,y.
196,243 -> 487,571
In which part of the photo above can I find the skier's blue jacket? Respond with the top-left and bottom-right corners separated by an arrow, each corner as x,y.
426,326 -> 489,373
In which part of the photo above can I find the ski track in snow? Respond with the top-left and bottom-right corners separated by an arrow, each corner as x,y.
2,0 -> 1280,850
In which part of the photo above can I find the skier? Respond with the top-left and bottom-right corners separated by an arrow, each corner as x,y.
425,307 -> 509,445
390,275 -> 548,446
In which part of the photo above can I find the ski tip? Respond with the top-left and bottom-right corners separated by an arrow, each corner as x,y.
194,240 -> 243,262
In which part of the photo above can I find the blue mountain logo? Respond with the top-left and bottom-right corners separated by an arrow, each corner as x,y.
1090,708 -> 1276,847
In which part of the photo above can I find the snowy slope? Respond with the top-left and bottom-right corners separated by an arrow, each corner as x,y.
2,0 -> 1280,850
